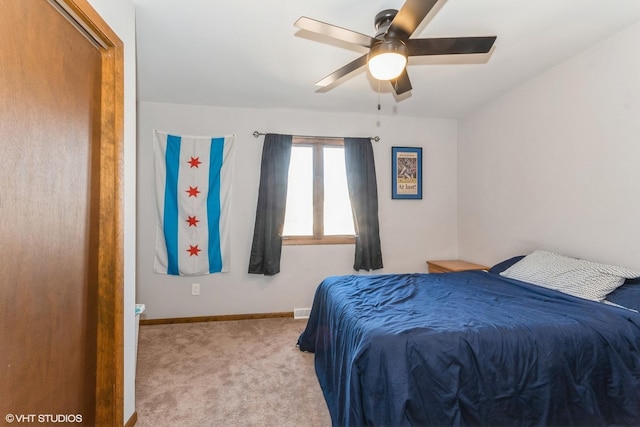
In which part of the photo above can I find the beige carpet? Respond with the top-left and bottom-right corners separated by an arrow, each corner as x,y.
135,317 -> 331,427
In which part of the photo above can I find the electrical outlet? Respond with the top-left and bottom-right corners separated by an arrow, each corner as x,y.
191,283 -> 200,296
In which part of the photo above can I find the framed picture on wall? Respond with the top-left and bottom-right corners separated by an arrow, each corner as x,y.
392,146 -> 422,199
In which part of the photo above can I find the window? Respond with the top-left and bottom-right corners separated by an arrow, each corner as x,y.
283,137 -> 355,244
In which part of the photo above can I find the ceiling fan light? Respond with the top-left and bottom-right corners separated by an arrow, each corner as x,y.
368,41 -> 408,80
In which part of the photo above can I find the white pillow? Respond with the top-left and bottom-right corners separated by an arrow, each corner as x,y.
500,250 -> 640,302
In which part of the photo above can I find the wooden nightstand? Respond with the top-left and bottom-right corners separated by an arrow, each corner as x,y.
426,259 -> 489,274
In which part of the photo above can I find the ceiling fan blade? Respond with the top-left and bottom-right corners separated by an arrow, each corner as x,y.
295,17 -> 375,48
407,36 -> 497,56
315,54 -> 369,87
388,0 -> 438,38
392,69 -> 412,95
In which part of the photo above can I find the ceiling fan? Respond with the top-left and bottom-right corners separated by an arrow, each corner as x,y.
294,0 -> 497,95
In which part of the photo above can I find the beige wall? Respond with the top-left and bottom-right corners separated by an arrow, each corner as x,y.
458,20 -> 640,270
136,103 -> 459,319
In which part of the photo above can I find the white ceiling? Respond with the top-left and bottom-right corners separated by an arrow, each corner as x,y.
132,0 -> 640,119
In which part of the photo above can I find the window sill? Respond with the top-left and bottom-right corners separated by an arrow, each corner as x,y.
283,236 -> 355,245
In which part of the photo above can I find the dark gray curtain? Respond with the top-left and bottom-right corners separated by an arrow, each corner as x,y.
248,134 -> 293,275
344,137 -> 383,271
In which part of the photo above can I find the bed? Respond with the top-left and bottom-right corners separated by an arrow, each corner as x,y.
297,251 -> 640,426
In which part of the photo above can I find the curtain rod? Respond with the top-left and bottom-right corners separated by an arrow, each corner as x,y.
252,131 -> 380,142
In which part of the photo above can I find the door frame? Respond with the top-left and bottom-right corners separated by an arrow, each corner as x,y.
50,0 -> 125,424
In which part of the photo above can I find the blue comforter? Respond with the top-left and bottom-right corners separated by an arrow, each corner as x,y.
297,271 -> 640,426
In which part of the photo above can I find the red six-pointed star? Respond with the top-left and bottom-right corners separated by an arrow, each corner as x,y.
187,245 -> 201,256
188,156 -> 202,168
186,186 -> 200,197
186,216 -> 199,227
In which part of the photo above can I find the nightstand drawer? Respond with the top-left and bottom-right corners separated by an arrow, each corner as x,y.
427,260 -> 489,273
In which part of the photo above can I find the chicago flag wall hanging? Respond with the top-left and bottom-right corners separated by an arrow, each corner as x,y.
154,130 -> 235,275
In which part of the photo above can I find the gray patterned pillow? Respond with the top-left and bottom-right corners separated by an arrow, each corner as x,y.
500,250 -> 640,302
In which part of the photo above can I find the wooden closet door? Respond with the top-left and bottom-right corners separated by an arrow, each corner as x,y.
0,1 -> 105,423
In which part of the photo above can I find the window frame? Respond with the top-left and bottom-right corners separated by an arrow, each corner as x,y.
283,137 -> 355,246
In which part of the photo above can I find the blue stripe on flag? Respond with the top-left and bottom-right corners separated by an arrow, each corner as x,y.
164,135 -> 181,275
207,137 -> 224,272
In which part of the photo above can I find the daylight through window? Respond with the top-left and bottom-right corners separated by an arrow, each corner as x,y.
283,138 -> 355,244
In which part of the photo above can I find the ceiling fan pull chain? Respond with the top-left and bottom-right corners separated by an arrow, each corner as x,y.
378,80 -> 381,111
